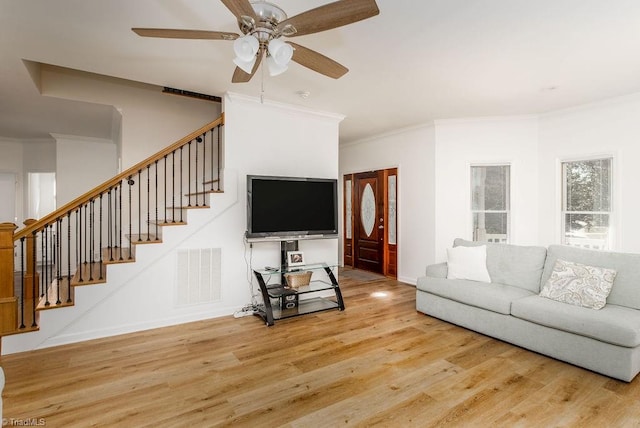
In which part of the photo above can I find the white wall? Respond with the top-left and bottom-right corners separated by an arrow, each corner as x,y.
224,92 -> 343,271
53,135 -> 118,206
339,125 -> 436,284
0,140 -> 24,223
40,65 -> 221,169
433,116 -> 540,260
538,93 -> 640,252
3,92 -> 342,354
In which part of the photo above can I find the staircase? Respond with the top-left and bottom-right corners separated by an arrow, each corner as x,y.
0,115 -> 224,351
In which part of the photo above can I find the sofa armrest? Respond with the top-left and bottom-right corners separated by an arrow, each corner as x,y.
426,262 -> 448,278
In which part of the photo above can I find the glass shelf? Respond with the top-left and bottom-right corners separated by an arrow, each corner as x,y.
255,262 -> 338,275
252,262 -> 344,326
266,280 -> 337,298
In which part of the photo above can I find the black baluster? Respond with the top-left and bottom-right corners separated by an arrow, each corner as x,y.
67,212 -> 72,302
146,165 -> 151,240
107,188 -> 113,261
90,201 -> 95,281
39,226 -> 47,297
172,151 -> 176,223
179,147 -> 184,223
195,136 -> 201,206
202,133 -> 206,199
99,194 -> 104,276
56,218 -> 62,304
84,204 -> 88,267
127,176 -> 136,243
164,155 -> 168,225
19,237 -> 25,329
188,141 -> 192,207
217,124 -> 221,191
43,229 -> 50,306
155,160 -> 159,243
31,231 -> 37,327
137,171 -> 144,241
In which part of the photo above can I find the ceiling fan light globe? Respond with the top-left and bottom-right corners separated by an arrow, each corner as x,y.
233,35 -> 259,61
233,56 -> 257,74
266,55 -> 288,76
267,39 -> 293,66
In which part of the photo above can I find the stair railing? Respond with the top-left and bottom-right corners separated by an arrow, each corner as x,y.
2,114 -> 223,337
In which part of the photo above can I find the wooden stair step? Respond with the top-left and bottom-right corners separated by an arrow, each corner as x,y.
148,219 -> 187,226
72,262 -> 107,286
127,233 -> 162,244
184,189 -> 223,197
166,204 -> 209,210
37,277 -> 75,311
102,247 -> 136,264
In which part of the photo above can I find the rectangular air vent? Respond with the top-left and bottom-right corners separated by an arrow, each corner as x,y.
176,248 -> 221,306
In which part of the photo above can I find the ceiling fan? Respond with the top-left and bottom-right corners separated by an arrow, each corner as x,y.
132,0 -> 379,83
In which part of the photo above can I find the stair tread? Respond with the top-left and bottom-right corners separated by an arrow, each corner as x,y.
37,277 -> 75,310
72,262 -> 107,286
102,247 -> 136,264
127,233 -> 162,244
149,220 -> 187,226
170,204 -> 210,209
184,189 -> 223,197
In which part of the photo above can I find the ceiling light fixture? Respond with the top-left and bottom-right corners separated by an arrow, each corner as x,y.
266,38 -> 293,76
231,1 -> 295,78
233,34 -> 259,73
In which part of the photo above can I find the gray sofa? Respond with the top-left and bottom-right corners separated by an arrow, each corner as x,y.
416,239 -> 640,382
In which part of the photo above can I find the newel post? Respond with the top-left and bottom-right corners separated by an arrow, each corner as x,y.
22,219 -> 39,300
0,222 -> 17,338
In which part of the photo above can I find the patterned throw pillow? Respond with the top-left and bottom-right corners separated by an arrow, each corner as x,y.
539,259 -> 617,310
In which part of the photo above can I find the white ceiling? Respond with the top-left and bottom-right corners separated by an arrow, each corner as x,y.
2,0 -> 640,143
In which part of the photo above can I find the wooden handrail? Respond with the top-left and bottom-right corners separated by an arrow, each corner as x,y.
14,114 -> 224,241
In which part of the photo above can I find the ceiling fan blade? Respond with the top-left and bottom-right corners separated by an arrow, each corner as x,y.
277,0 -> 379,37
220,0 -> 257,23
232,49 -> 264,83
132,28 -> 239,40
289,42 -> 348,79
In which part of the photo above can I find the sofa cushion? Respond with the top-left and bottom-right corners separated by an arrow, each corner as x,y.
454,239 -> 547,293
446,245 -> 491,283
540,259 -> 616,310
417,276 -> 534,315
511,295 -> 640,347
543,245 -> 640,310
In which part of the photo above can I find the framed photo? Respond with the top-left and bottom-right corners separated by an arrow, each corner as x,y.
287,251 -> 305,267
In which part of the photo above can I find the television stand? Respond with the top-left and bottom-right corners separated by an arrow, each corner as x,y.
252,262 -> 344,326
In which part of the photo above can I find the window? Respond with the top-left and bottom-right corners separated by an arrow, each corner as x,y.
562,157 -> 612,250
471,165 -> 510,243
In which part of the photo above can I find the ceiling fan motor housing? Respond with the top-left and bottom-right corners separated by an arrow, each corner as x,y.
239,1 -> 291,44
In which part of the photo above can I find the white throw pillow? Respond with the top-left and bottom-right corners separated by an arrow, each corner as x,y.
539,259 -> 616,310
446,245 -> 491,283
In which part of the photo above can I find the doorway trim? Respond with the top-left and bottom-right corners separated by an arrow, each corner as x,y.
343,167 -> 398,278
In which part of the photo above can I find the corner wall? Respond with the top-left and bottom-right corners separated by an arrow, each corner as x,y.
433,116 -> 540,259
339,125 -> 436,284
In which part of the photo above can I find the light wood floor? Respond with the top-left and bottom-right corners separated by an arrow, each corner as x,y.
2,271 -> 640,427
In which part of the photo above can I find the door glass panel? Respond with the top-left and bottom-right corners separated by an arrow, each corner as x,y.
388,175 -> 397,245
361,183 -> 376,237
345,180 -> 352,239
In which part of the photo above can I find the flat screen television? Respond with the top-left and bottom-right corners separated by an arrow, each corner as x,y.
246,175 -> 339,240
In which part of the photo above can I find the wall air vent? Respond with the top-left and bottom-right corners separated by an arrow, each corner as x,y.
162,87 -> 222,103
176,248 -> 222,306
